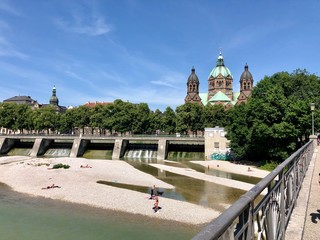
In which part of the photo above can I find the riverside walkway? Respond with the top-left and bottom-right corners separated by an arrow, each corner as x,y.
286,144 -> 320,240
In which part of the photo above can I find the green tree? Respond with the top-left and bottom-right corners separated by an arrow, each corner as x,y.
111,100 -> 134,135
162,107 -> 176,134
14,104 -> 34,133
90,104 -> 108,135
33,106 -> 57,134
0,103 -> 17,133
176,103 -> 203,136
72,105 -> 91,134
227,69 -> 320,162
132,103 -> 151,134
149,109 -> 163,134
202,104 -> 227,128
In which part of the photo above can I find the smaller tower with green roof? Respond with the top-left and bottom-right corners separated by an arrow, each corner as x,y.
49,85 -> 59,106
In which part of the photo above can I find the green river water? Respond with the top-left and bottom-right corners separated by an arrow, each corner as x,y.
0,183 -> 200,239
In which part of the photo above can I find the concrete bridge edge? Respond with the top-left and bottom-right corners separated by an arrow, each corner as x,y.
285,145 -> 317,239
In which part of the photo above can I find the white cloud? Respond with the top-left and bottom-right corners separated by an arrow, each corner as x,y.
55,14 -> 112,36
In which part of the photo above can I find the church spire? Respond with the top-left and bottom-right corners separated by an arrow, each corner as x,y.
49,85 -> 59,106
185,66 -> 202,105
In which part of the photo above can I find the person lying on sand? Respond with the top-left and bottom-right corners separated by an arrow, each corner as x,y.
80,164 -> 92,168
42,184 -> 61,190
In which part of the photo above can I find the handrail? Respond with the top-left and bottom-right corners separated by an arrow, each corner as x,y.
193,140 -> 313,240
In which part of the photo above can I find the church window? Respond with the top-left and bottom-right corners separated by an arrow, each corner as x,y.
244,83 -> 247,90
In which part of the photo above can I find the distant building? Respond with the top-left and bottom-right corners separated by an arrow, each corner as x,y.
185,51 -> 254,107
41,86 -> 67,113
84,101 -> 112,108
204,127 -> 230,160
2,86 -> 67,113
3,95 -> 39,109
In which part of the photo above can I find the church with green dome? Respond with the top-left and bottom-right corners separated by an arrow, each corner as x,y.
185,51 -> 254,107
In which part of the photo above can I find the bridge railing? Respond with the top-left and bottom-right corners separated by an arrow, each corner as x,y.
193,140 -> 314,240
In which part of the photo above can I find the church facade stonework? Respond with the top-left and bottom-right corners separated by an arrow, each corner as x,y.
185,52 -> 254,107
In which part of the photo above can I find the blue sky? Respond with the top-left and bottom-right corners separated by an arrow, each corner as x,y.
0,0 -> 319,111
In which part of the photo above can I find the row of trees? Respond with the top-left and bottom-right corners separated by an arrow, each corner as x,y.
0,99 -> 228,136
0,69 -> 319,163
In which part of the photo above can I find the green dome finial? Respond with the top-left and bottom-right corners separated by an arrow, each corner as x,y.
216,51 -> 225,67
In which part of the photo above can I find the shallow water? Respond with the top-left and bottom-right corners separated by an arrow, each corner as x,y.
0,183 -> 200,240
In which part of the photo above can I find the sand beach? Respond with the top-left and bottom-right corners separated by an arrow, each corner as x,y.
0,156 -> 270,225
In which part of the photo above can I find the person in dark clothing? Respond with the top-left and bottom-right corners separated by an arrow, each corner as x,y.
149,185 -> 155,199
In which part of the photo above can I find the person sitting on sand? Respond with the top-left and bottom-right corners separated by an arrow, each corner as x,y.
80,164 -> 92,168
42,184 -> 61,190
154,195 -> 159,211
152,195 -> 162,213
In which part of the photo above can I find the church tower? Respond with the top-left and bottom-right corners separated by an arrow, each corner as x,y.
49,85 -> 59,106
237,63 -> 254,105
208,51 -> 233,100
185,67 -> 202,104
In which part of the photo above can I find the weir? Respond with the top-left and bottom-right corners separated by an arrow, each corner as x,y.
0,135 -> 204,160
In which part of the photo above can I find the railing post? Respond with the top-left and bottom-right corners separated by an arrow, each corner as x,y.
248,203 -> 254,240
279,171 -> 285,239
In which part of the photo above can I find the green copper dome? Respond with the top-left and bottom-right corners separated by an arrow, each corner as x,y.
209,52 -> 233,78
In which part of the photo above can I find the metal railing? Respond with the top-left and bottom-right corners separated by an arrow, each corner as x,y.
193,140 -> 314,240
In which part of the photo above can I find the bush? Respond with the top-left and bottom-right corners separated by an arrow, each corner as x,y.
52,163 -> 70,169
259,161 -> 278,171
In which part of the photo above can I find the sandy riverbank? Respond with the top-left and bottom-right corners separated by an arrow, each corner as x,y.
0,156 -> 220,225
0,156 -> 270,225
191,160 -> 270,179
